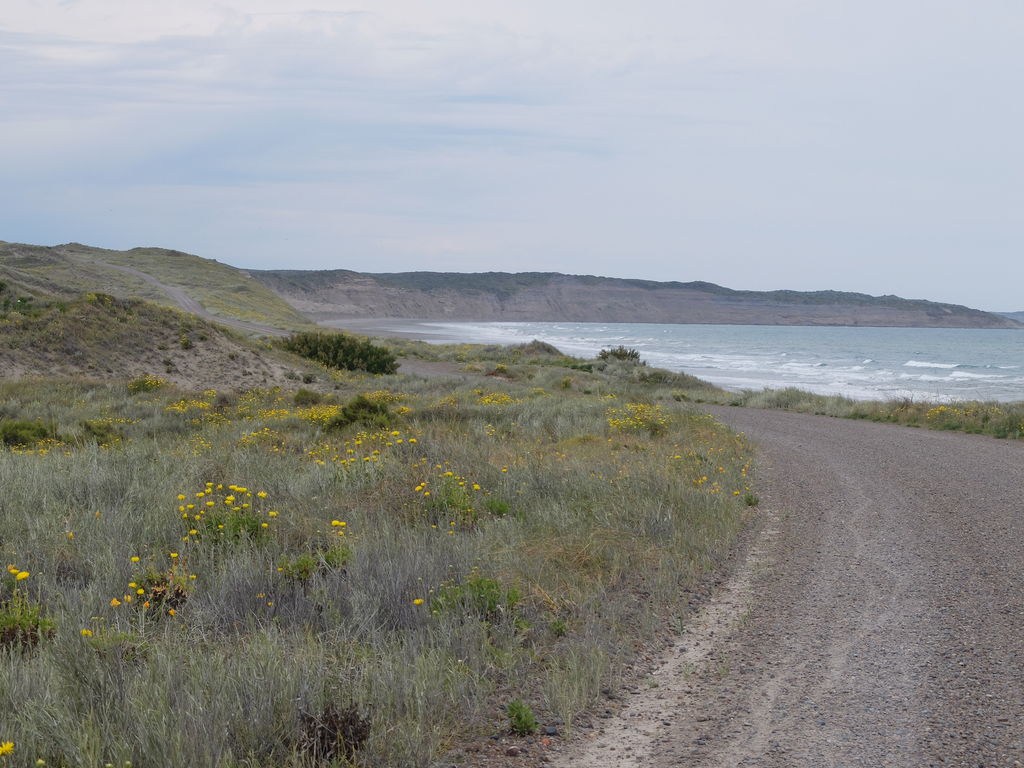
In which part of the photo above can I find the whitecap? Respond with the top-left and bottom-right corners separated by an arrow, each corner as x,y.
904,360 -> 959,369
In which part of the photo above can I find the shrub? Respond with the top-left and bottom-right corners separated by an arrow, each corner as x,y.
79,419 -> 121,445
506,700 -> 539,735
598,346 -> 641,363
293,387 -> 324,407
432,575 -> 520,620
326,395 -> 393,431
127,375 -> 166,395
297,704 -> 371,764
282,331 -> 398,374
0,419 -> 54,447
1,570 -> 55,649
278,544 -> 352,582
483,497 -> 512,518
514,339 -> 563,356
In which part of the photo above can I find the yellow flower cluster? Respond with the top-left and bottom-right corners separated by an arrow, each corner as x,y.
606,403 -> 670,435
475,390 -> 519,406
107,553 -> 196,616
5,564 -> 29,581
412,465 -> 486,528
238,427 -> 286,450
7,438 -> 67,456
926,404 -> 1006,421
295,404 -> 344,425
256,408 -> 292,420
177,482 -> 278,542
361,389 -> 405,404
304,429 -> 417,467
164,398 -> 212,413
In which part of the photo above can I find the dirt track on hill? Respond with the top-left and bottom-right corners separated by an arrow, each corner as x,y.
553,408 -> 1024,768
92,260 -> 289,336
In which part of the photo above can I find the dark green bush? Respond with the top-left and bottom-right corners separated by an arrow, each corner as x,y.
79,420 -> 121,445
597,346 -> 641,363
506,700 -> 539,735
293,387 -> 324,406
326,395 -> 394,431
432,576 -> 520,620
282,332 -> 398,374
0,419 -> 55,447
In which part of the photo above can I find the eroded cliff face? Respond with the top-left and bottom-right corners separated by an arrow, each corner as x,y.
252,271 -> 1021,329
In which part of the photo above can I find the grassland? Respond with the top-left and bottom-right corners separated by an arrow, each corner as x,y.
0,346 -> 753,767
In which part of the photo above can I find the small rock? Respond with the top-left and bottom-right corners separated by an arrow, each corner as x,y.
505,746 -> 521,757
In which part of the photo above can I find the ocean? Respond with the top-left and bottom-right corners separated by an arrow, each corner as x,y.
382,321 -> 1024,403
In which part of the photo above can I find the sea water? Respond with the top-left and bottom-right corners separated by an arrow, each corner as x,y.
399,321 -> 1024,402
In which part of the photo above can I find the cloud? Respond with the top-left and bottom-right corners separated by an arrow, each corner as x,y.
1,1 -> 1023,309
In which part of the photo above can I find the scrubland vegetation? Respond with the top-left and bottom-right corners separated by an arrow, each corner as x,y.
0,347 -> 753,767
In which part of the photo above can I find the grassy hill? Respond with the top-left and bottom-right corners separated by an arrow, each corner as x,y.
0,241 -> 314,332
0,291 -> 320,390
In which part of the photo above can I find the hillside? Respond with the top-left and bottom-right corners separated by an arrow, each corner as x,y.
3,240 -> 1017,329
0,241 -> 313,333
0,292 -> 319,390
252,269 -> 1021,329
998,310 -> 1024,323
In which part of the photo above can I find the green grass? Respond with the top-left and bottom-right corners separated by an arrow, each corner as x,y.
0,355 -> 752,767
59,244 -> 314,331
694,386 -> 1024,440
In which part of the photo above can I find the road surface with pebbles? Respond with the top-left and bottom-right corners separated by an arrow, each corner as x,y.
553,406 -> 1024,768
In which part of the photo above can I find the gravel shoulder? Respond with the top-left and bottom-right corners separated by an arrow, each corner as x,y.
553,407 -> 1024,768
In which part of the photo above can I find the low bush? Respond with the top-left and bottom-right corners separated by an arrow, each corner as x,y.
326,395 -> 394,431
0,419 -> 54,447
506,700 -> 539,735
127,374 -> 166,393
293,387 -> 324,406
282,331 -> 398,374
598,346 -> 642,363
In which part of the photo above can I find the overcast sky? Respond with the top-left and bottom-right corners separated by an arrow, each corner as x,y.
3,1 -> 1023,310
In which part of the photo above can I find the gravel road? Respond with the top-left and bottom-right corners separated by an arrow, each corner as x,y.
556,407 -> 1024,768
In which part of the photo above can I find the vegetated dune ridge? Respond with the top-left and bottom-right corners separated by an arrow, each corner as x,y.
0,240 -> 312,332
252,269 -> 1022,329
552,407 -> 1024,768
0,293 -> 315,390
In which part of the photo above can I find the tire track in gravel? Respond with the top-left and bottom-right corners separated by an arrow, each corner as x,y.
554,407 -> 1024,768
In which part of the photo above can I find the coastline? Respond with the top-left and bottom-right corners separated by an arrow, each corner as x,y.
323,318 -> 1024,403
320,317 -> 469,343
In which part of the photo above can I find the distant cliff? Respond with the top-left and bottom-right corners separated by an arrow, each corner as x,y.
251,270 -> 1022,329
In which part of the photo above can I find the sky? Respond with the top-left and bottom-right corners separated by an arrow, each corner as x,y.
2,1 -> 1023,311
